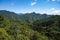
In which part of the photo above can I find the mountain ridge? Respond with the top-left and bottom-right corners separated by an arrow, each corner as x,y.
0,10 -> 50,24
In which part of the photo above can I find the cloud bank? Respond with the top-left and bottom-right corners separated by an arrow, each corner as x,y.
51,8 -> 60,15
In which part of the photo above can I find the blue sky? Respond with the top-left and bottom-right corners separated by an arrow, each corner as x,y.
0,0 -> 60,15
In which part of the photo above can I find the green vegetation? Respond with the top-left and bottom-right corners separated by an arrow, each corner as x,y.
0,10 -> 60,40
32,15 -> 60,40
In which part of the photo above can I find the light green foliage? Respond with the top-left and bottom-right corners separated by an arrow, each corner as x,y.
0,10 -> 60,40
0,28 -> 13,40
17,34 -> 30,40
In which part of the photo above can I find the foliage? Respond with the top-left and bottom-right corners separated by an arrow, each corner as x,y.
0,10 -> 60,40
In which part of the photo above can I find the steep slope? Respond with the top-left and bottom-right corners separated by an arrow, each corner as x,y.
0,10 -> 21,20
0,12 -> 48,40
32,15 -> 60,40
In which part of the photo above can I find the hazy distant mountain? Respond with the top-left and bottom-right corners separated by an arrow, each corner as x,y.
0,10 -> 50,23
19,12 -> 50,23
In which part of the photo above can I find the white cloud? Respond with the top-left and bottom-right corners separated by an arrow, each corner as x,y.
54,10 -> 60,13
30,0 -> 37,6
44,8 -> 60,15
51,0 -> 56,1
50,8 -> 60,15
31,2 -> 37,6
50,8 -> 55,10
52,10 -> 60,15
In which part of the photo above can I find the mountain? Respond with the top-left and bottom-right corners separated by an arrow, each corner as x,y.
0,10 -> 21,20
0,10 -> 48,40
0,10 -> 60,40
0,10 -> 50,24
32,15 -> 60,40
19,12 -> 50,23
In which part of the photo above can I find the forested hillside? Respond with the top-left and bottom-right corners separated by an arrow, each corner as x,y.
32,15 -> 60,40
0,10 -> 60,40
